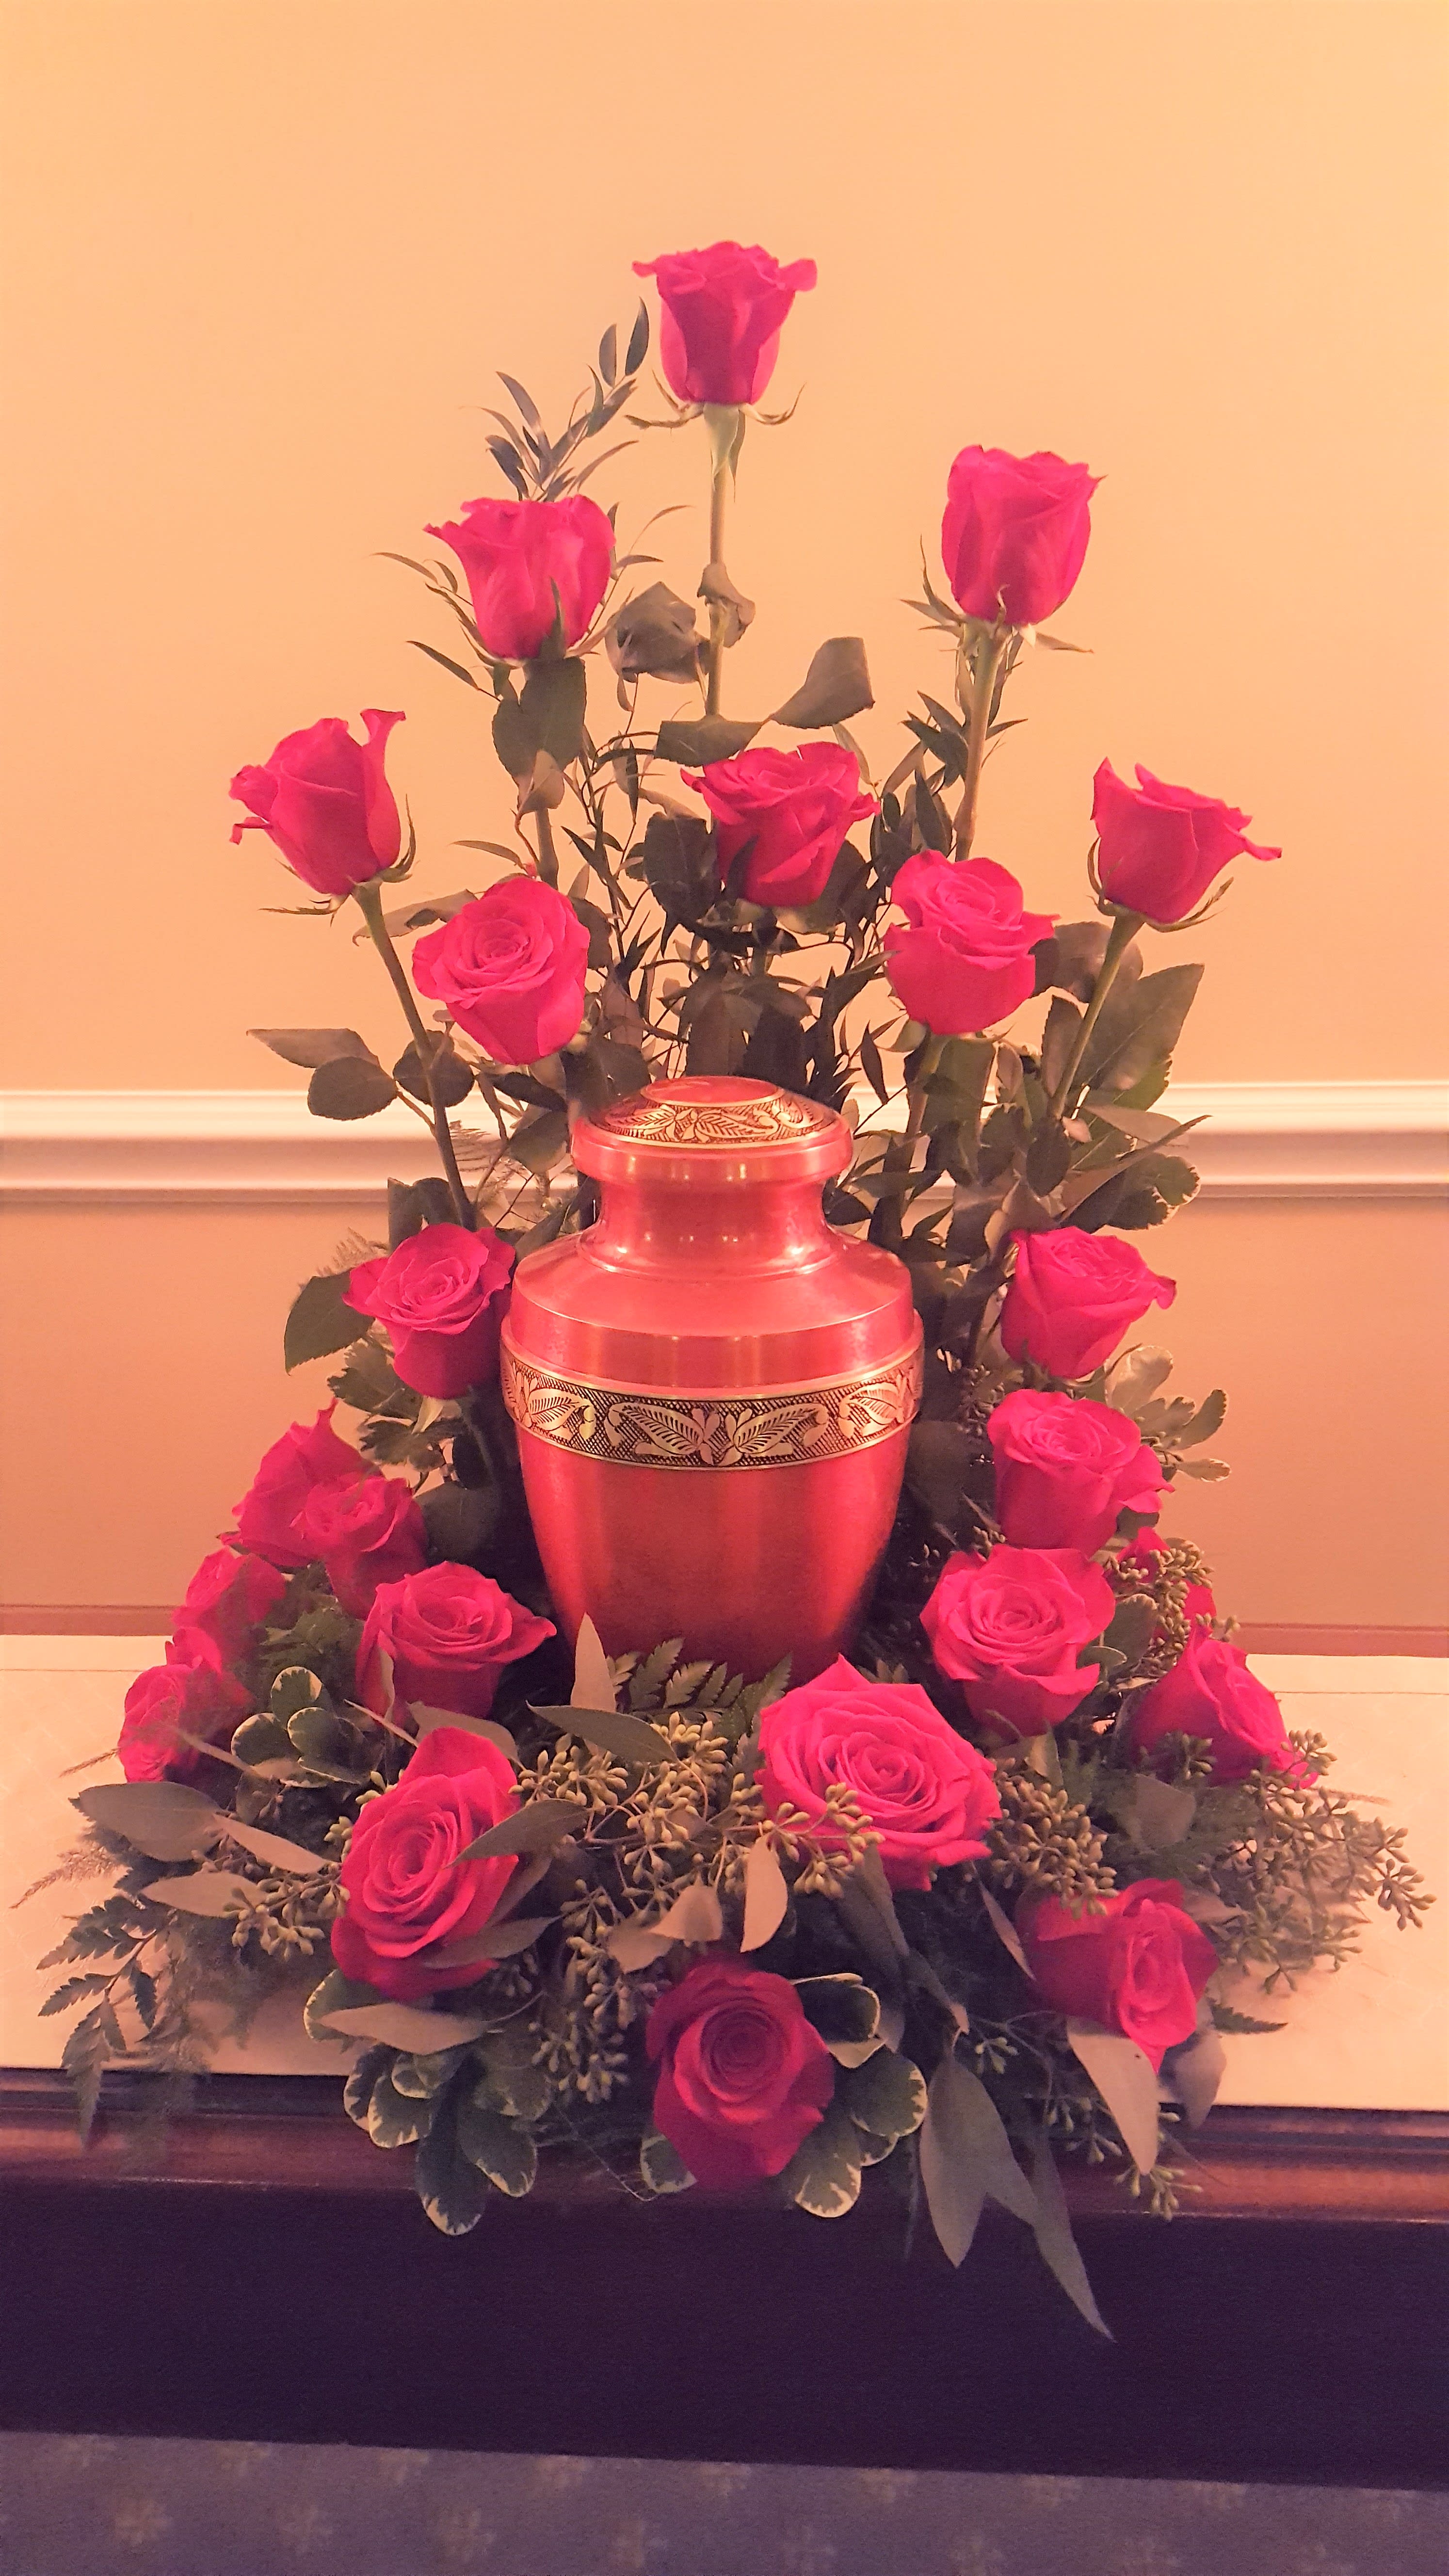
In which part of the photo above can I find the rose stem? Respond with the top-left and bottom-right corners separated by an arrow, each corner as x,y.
352,879 -> 475,1229
1046,909 -> 1144,1120
879,1030 -> 942,1251
701,409 -> 740,719
530,805 -> 560,886
952,626 -> 1010,861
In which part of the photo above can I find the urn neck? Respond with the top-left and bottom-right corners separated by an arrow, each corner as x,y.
586,1175 -> 835,1272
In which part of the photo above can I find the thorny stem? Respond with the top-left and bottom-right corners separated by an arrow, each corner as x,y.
1046,909 -> 1143,1118
953,627 -> 1010,860
352,880 -> 474,1229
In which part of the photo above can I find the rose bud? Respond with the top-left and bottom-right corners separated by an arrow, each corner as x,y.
300,1474 -> 429,1618
920,1546 -> 1116,1738
345,1222 -> 514,1401
229,710 -> 403,898
1020,1878 -> 1218,2071
412,878 -> 589,1065
119,1647 -> 253,1785
681,742 -> 877,910
232,1407 -> 375,1570
941,447 -> 1099,630
425,494 -> 612,663
356,1562 -> 554,1723
1092,760 -> 1280,925
172,1546 -> 288,1663
758,1656 -> 1000,1890
987,1389 -> 1163,1554
331,1726 -> 521,2000
883,854 -> 1053,1036
1129,1630 -> 1307,1786
633,241 -> 817,408
1000,1228 -> 1176,1382
645,1958 -> 834,2187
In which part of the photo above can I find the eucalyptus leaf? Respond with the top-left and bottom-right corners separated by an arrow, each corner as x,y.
606,1878 -> 723,1969
222,1819 -> 327,1876
741,1835 -> 789,1952
326,1999 -> 490,2051
571,1614 -> 617,1714
1029,2135 -> 1111,2336
76,1781 -> 219,1863
409,1706 -> 519,1761
918,2054 -> 1037,2268
533,1703 -> 671,1765
1166,2023 -> 1226,2127
1066,2021 -> 1161,2174
454,1799 -> 579,1862
142,1868 -> 258,1917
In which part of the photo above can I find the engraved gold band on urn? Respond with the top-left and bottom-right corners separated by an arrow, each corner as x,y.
500,1334 -> 923,1472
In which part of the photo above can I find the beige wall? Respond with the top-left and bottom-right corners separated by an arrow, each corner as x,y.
1,0 -> 1446,1620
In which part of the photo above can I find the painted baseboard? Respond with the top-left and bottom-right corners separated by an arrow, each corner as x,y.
1,1080 -> 1444,1204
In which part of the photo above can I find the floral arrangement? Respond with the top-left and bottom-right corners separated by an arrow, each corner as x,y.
35,241 -> 1429,2323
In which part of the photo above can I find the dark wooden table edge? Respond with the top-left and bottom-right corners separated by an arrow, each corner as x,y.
4,2066 -> 1447,2222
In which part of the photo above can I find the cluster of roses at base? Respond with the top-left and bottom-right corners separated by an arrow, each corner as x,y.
122,1246 -> 1300,2196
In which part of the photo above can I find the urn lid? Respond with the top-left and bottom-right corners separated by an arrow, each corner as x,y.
572,1076 -> 851,1186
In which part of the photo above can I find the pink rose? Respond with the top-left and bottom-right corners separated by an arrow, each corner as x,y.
941,447 -> 1099,629
331,1725 -> 519,2000
357,1562 -> 554,1723
119,1647 -> 252,1785
646,1958 -> 834,2187
1092,761 -> 1280,926
988,1389 -> 1162,1553
425,495 -> 612,663
412,878 -> 589,1064
1000,1229 -> 1176,1381
681,743 -> 877,910
920,1546 -> 1115,1738
883,855 -> 1053,1036
1117,1528 -> 1217,1631
345,1222 -> 514,1400
232,1407 -> 374,1570
758,1656 -> 999,1890
633,241 -> 817,408
229,709 -> 403,898
173,1546 -> 288,1662
300,1475 -> 429,1618
1021,1878 -> 1218,2073
1129,1631 -> 1304,1786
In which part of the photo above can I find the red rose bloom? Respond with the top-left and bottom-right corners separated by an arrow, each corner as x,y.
357,1562 -> 554,1723
920,1546 -> 1115,1738
758,1655 -> 999,1891
300,1475 -> 428,1618
412,878 -> 589,1065
119,1647 -> 253,1785
345,1222 -> 514,1400
681,742 -> 877,910
1092,760 -> 1279,926
229,709 -> 403,898
332,1725 -> 519,2000
941,447 -> 1099,629
173,1546 -> 288,1662
883,855 -> 1053,1036
1021,1878 -> 1219,2073
633,241 -> 817,408
1117,1528 -> 1217,1631
646,1958 -> 834,2187
988,1389 -> 1162,1553
1130,1631 -> 1304,1786
426,495 -> 612,663
232,1407 -> 374,1570
1000,1228 -> 1176,1381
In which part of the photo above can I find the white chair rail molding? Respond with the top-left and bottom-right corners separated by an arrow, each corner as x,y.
2,1080 -> 1445,1206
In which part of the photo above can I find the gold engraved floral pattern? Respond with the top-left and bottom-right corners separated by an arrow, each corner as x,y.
588,1087 -> 836,1148
501,1339 -> 922,1470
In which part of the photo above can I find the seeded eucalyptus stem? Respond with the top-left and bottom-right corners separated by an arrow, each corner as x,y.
1046,909 -> 1143,1119
353,878 -> 474,1230
953,626 -> 1010,860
